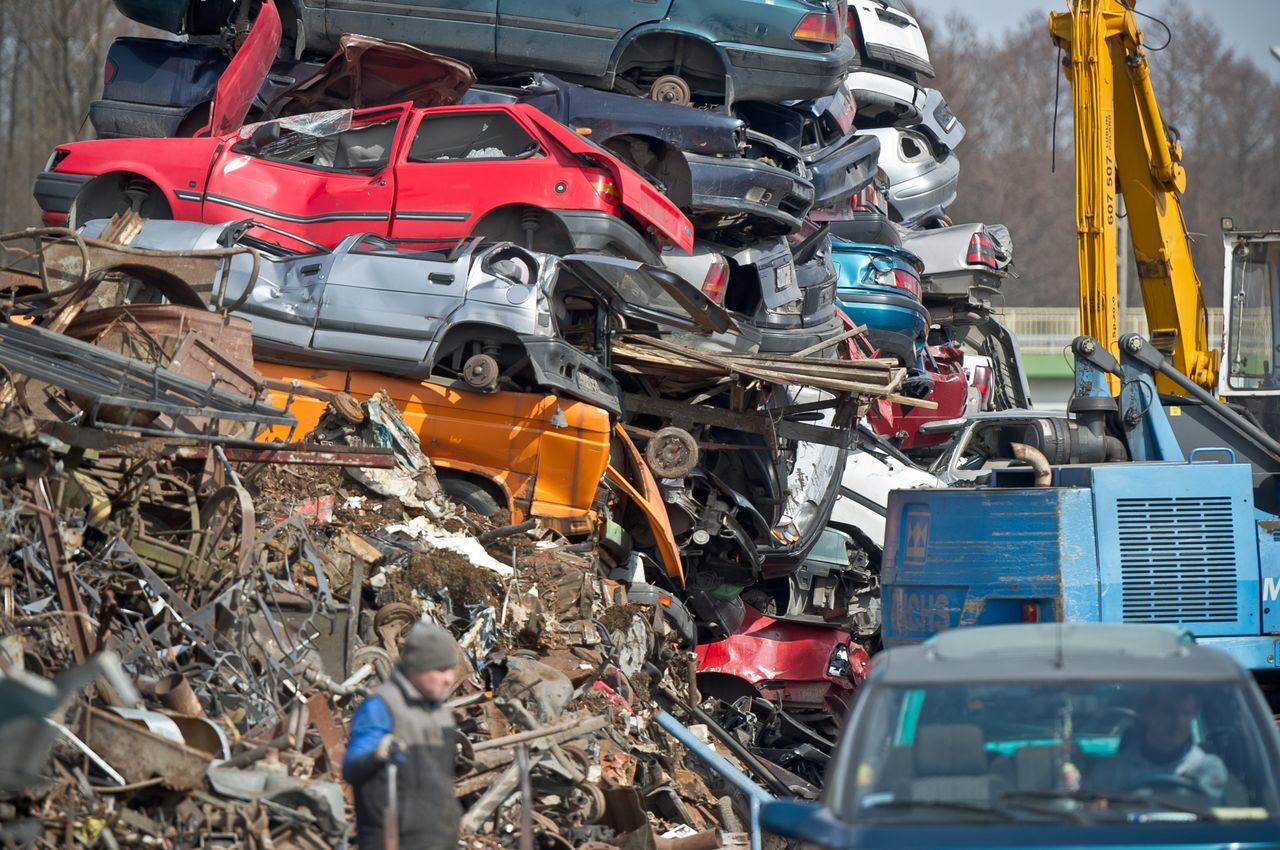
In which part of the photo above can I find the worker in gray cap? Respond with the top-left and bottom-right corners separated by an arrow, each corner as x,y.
343,621 -> 460,850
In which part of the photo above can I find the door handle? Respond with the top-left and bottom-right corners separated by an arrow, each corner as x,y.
428,273 -> 454,285
300,263 -> 322,276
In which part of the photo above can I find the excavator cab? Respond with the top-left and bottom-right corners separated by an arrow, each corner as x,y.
1220,223 -> 1280,438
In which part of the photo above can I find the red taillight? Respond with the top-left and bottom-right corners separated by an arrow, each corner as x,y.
970,364 -> 994,408
793,12 -> 840,44
103,58 -> 117,84
892,268 -> 921,299
846,5 -> 861,47
967,231 -> 999,268
587,172 -> 618,201
1022,602 -> 1040,623
701,260 -> 729,304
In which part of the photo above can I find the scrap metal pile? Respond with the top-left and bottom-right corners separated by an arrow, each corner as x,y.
0,206 -> 904,847
3,0 -> 1038,843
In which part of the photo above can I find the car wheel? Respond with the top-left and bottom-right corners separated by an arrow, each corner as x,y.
438,475 -> 503,517
649,74 -> 692,106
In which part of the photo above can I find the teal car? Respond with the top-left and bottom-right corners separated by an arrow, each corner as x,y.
831,238 -> 927,362
763,623 -> 1280,849
111,0 -> 854,105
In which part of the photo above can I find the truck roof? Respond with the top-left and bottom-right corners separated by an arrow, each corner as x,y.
871,623 -> 1249,685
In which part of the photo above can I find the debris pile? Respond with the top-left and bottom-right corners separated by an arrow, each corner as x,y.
0,269 -> 813,849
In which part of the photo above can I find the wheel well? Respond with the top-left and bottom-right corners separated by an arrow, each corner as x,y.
72,172 -> 172,229
471,205 -> 574,255
616,33 -> 726,93
601,134 -> 692,209
435,469 -> 509,515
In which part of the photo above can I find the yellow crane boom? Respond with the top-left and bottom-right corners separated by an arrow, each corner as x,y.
1049,0 -> 1217,391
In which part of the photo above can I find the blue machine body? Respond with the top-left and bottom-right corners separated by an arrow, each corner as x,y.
882,460 -> 1280,670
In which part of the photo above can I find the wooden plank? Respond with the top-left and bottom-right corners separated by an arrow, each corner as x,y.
791,325 -> 867,358
622,393 -> 854,448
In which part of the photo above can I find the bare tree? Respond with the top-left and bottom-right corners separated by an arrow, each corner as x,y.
919,1 -> 1280,308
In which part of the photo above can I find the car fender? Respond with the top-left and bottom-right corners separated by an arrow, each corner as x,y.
57,136 -> 224,216
521,106 -> 695,253
605,23 -> 729,83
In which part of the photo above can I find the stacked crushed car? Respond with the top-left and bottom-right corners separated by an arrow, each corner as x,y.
10,0 -> 1040,834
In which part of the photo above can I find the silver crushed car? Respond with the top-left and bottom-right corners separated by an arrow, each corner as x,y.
78,218 -> 737,416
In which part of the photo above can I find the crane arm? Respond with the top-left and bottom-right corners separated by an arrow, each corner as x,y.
1049,0 -> 1217,392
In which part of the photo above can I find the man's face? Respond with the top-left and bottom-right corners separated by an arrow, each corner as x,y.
1142,692 -> 1198,755
406,667 -> 456,701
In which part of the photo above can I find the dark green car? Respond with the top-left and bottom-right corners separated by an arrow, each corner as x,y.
111,0 -> 854,105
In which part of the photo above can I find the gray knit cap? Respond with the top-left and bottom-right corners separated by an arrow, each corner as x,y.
400,621 -> 458,672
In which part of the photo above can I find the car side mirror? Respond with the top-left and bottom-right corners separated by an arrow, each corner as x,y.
759,801 -> 852,849
250,122 -> 282,149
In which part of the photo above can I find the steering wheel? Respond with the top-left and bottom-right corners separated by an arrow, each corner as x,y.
1125,772 -> 1206,796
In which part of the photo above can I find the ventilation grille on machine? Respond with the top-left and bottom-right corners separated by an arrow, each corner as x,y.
1117,496 -> 1238,623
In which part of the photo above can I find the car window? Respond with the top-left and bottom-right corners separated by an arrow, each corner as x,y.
835,681 -> 1280,825
564,256 -> 735,335
406,112 -> 541,162
233,110 -> 400,174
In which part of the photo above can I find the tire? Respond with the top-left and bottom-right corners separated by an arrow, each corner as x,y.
438,475 -> 503,517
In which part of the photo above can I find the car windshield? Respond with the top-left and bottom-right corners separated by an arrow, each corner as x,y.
834,681 -> 1280,825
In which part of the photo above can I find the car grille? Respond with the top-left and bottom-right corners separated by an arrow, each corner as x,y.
1117,496 -> 1238,623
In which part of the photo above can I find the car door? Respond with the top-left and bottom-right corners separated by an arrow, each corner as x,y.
495,0 -> 670,77
309,236 -> 470,367
202,106 -> 405,252
563,254 -> 735,335
323,0 -> 497,65
389,107 -> 555,243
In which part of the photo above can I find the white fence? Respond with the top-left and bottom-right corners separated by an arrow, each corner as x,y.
996,307 -> 1225,355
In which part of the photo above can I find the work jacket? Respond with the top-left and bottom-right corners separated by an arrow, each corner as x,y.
343,667 -> 460,850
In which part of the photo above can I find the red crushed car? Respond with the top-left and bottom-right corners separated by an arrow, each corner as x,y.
33,3 -> 694,259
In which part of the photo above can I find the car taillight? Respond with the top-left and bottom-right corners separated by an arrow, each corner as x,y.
967,231 -> 999,268
700,260 -> 729,304
970,363 -> 994,408
1022,602 -> 1040,623
587,172 -> 618,201
847,5 -> 862,48
892,268 -> 921,299
793,12 -> 840,44
851,180 -> 885,214
103,58 -> 117,84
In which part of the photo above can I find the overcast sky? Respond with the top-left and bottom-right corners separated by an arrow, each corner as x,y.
914,0 -> 1280,79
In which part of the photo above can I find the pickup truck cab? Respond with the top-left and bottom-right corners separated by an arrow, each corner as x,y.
763,623 -> 1280,849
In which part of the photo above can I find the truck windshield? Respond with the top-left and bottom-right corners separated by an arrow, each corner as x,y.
1225,237 -> 1280,392
835,680 -> 1280,825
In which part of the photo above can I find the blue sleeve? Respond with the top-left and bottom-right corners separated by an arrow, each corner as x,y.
343,695 -> 393,785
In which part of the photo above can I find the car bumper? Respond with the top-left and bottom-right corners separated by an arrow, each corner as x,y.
807,133 -> 879,209
33,170 -> 92,217
723,36 -> 854,102
89,99 -> 188,139
835,288 -> 929,361
828,211 -> 901,247
519,335 -> 621,416
888,151 -> 960,227
553,209 -> 660,264
686,151 -> 814,233
844,68 -> 926,123
920,268 -> 1009,303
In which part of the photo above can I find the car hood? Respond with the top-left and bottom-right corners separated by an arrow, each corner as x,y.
264,35 -> 474,119
207,0 -> 282,136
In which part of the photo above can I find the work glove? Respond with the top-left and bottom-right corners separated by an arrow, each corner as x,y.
374,734 -> 407,764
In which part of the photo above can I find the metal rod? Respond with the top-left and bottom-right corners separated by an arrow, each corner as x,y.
655,711 -> 771,850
